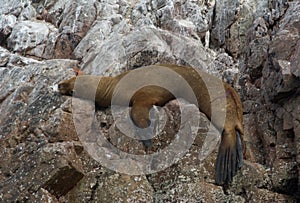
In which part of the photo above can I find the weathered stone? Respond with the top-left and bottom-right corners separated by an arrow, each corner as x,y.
73,19 -> 124,61
0,0 -> 27,16
0,14 -> 17,46
250,188 -> 296,202
269,2 -> 300,59
290,39 -> 300,77
243,114 -> 264,163
0,142 -> 84,201
53,0 -> 97,58
42,108 -> 79,143
0,0 -> 300,202
211,0 -> 239,47
41,143 -> 84,197
82,26 -> 213,75
275,59 -> 300,97
93,173 -> 153,202
244,17 -> 270,82
208,52 -> 240,85
226,2 -> 254,58
271,158 -> 298,196
268,0 -> 292,26
7,20 -> 58,59
18,3 -> 37,20
7,20 -> 47,50
240,1 -> 300,199
131,0 -> 215,45
40,0 -> 69,26
28,188 -> 60,203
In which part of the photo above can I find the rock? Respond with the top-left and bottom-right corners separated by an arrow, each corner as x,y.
242,114 -> 264,163
291,40 -> 300,77
0,142 -> 84,201
0,14 -> 17,46
241,1 -> 300,199
28,188 -> 60,203
40,143 -> 84,197
245,17 -> 270,81
208,52 -> 240,85
269,2 -> 300,60
275,59 -> 300,97
0,51 -> 83,201
0,0 -> 300,202
18,2 -> 37,20
0,0 -> 27,16
93,173 -> 153,202
82,27 -> 213,75
158,0 -> 214,40
53,0 -> 98,58
226,2 -> 254,58
42,107 -> 79,143
210,0 -> 239,47
65,169 -> 154,202
7,20 -> 58,59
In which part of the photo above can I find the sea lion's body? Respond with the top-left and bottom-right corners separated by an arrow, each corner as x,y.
57,64 -> 244,185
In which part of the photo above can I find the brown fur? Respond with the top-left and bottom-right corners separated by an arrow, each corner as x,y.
57,64 -> 244,185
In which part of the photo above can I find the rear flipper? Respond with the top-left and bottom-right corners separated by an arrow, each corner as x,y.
215,130 -> 243,185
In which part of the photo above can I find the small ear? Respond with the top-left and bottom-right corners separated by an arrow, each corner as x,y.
73,67 -> 84,76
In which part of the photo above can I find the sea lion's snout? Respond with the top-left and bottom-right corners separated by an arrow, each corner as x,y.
57,83 -> 73,96
50,84 -> 62,96
54,77 -> 76,96
51,83 -> 65,94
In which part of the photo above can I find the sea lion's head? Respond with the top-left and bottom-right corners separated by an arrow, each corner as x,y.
53,76 -> 76,96
54,75 -> 103,102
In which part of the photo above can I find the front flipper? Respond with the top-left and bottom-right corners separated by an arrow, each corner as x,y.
130,102 -> 154,149
135,127 -> 153,148
215,129 -> 243,185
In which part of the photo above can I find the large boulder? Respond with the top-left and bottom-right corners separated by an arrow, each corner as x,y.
0,0 -> 299,202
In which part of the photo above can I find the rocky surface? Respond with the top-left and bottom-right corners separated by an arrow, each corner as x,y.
0,0 -> 299,202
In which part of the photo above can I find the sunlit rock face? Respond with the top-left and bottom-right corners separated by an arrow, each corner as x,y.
0,0 -> 299,202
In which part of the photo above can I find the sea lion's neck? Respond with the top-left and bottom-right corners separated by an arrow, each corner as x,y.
96,72 -> 128,107
95,76 -> 116,107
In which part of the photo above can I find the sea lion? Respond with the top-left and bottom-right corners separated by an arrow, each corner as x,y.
56,64 -> 244,185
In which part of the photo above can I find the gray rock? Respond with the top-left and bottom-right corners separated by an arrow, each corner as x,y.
241,1 -> 300,198
0,0 -> 299,202
270,2 -> 300,60
0,49 -> 82,201
7,20 -> 58,59
52,0 -> 98,58
18,2 -> 37,20
0,14 -> 17,42
132,0 -> 213,43
82,26 -> 213,75
0,0 -> 27,16
0,142 -> 84,201
226,1 -> 258,57
211,0 -> 239,47
65,169 -> 154,202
